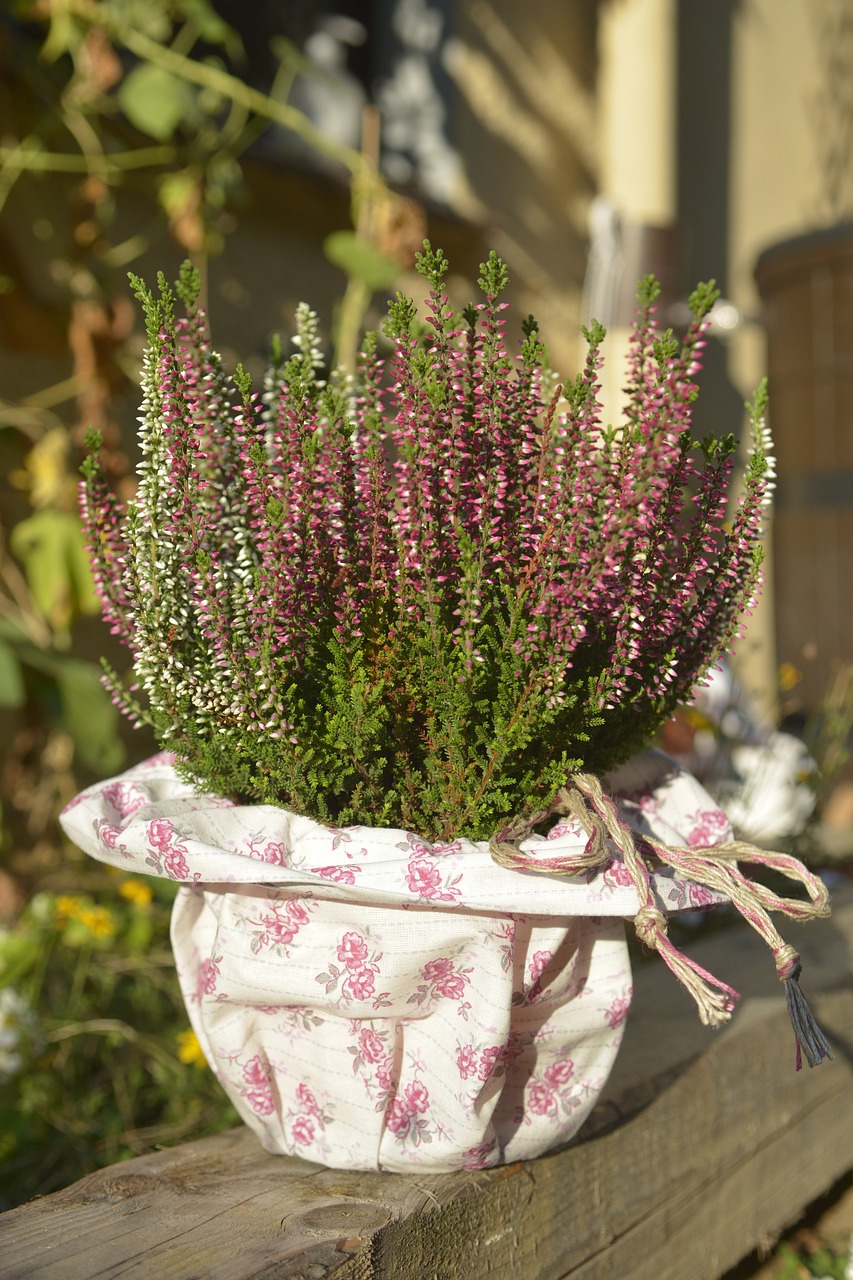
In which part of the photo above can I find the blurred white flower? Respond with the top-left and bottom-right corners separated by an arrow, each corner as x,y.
0,988 -> 38,1081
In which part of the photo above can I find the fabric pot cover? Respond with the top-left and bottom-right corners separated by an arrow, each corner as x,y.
61,750 -> 729,1172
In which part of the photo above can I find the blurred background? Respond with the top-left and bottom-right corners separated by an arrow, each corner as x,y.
1,0 -> 852,1212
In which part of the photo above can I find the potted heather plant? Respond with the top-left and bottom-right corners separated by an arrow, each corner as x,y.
62,245 -> 830,1173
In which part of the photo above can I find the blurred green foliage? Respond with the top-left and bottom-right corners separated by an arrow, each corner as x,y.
0,874 -> 237,1209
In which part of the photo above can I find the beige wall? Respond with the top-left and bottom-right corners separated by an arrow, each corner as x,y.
728,0 -> 852,716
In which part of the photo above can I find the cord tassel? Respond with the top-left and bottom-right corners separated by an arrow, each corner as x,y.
776,947 -> 833,1069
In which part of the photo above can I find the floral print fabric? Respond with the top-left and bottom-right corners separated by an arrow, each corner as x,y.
61,750 -> 730,1172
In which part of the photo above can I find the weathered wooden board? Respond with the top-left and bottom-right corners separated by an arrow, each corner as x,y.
3,885 -> 852,1280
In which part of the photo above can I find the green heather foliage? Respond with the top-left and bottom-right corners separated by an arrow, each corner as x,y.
81,247 -> 772,841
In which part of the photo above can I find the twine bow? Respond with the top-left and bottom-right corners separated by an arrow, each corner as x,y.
490,772 -> 833,1069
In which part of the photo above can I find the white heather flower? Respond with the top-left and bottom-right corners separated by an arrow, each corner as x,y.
0,988 -> 38,1081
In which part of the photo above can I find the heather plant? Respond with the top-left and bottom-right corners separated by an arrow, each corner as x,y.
81,245 -> 772,842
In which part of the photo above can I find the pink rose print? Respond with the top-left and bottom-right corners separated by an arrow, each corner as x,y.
292,1115 -> 315,1145
260,841 -> 288,865
404,1081 -> 430,1113
197,956 -> 220,999
503,1032 -> 526,1067
435,973 -> 467,1000
164,846 -> 190,879
246,1088 -> 275,1116
688,882 -> 716,908
606,995 -> 631,1030
456,1044 -> 477,1080
147,817 -> 178,854
603,856 -> 634,889
404,857 -> 462,903
544,1058 -> 575,1088
296,1083 -> 320,1115
422,957 -> 454,983
285,1078 -> 334,1142
250,899 -> 313,955
405,859 -> 442,896
376,1060 -> 393,1092
384,1069 -> 434,1147
242,1055 -> 270,1089
96,819 -> 128,855
497,918 -> 516,973
528,1081 -> 557,1116
145,817 -> 193,880
240,1055 -> 275,1116
461,1141 -> 497,1171
338,932 -> 370,971
385,1098 -> 411,1136
357,1028 -> 386,1065
686,808 -> 730,847
311,864 -> 361,884
286,902 -> 310,928
547,819 -> 583,841
318,933 -> 390,1010
101,781 -> 146,820
516,949 -> 554,1005
478,1044 -> 503,1081
409,956 -> 473,1011
345,967 -> 376,1000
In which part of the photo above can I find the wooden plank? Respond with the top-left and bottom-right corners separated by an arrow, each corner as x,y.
2,886 -> 852,1280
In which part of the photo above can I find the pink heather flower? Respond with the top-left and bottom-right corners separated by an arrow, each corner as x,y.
337,932 -> 369,970
435,973 -> 468,1000
405,859 -> 442,897
456,1045 -> 477,1079
404,1080 -> 430,1113
345,968 -> 376,1000
292,1115 -> 315,1145
528,1081 -> 557,1116
242,1055 -> 269,1088
83,259 -> 768,856
357,1028 -> 386,1064
385,1098 -> 411,1136
544,1058 -> 575,1088
421,957 -> 455,983
296,1082 -> 320,1114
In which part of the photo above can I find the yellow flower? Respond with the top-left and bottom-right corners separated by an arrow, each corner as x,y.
778,662 -> 802,693
176,1028 -> 208,1068
118,879 -> 153,908
54,895 -> 84,924
77,906 -> 117,939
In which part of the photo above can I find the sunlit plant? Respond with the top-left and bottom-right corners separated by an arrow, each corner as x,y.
81,245 -> 772,841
